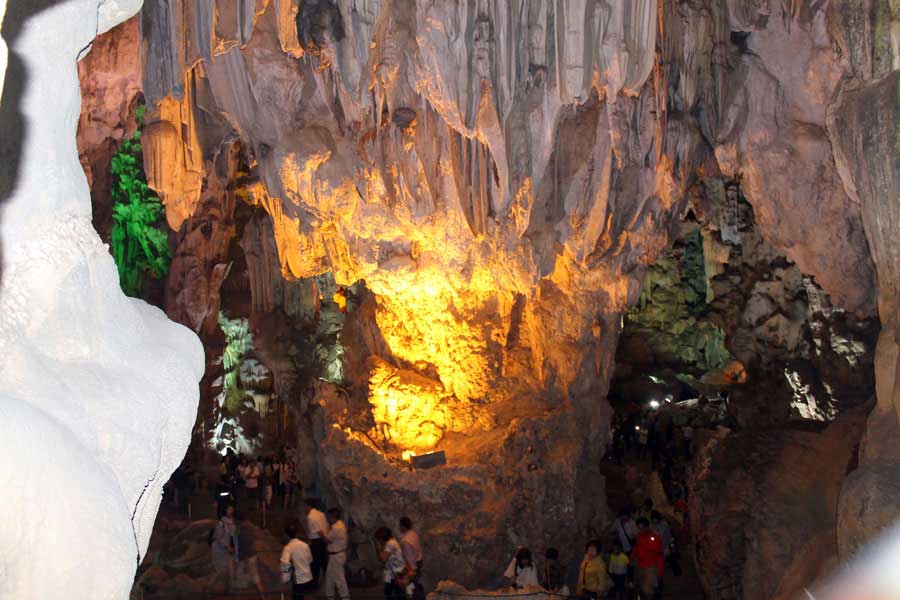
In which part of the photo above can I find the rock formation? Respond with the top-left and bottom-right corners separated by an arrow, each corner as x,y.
66,0 -> 900,597
618,178 -> 877,426
827,2 -> 900,561
76,16 -> 143,242
688,409 -> 866,600
139,0 -> 706,582
0,1 -> 203,598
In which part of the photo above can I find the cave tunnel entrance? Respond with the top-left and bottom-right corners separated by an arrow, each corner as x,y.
602,177 -> 880,599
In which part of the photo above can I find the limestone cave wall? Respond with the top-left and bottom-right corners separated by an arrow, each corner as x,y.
70,0 -> 900,596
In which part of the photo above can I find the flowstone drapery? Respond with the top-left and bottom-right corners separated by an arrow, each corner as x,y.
0,2 -> 202,598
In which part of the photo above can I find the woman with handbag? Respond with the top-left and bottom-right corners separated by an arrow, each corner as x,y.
375,527 -> 409,600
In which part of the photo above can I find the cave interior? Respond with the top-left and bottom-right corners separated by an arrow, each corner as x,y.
2,0 -> 900,599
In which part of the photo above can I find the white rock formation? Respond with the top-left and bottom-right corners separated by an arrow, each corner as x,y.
0,1 -> 203,598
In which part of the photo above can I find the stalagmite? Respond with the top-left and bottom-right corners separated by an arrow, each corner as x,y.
0,1 -> 203,597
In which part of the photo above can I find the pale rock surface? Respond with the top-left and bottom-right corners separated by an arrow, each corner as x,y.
0,1 -> 203,598
138,0 -> 699,581
715,0 -> 875,315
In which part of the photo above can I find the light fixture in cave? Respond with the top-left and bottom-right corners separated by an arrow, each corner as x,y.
409,450 -> 447,470
648,399 -> 661,410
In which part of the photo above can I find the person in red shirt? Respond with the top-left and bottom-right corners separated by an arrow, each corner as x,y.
631,517 -> 664,598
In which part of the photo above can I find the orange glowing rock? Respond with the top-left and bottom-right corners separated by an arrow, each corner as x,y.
366,357 -> 490,452
333,289 -> 348,312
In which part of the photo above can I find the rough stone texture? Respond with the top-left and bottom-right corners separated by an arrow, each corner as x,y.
136,1 -> 718,582
618,177 -> 877,425
76,16 -> 142,241
688,409 -> 866,600
828,11 -> 900,557
714,1 -> 876,316
135,518 -> 286,596
692,179 -> 877,424
0,1 -> 203,598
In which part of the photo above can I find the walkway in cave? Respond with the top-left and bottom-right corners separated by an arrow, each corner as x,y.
601,432 -> 708,599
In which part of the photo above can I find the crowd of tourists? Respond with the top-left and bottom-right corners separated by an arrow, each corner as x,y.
277,508 -> 424,600
206,415 -> 689,600
213,451 -> 301,519
503,495 -> 684,600
210,498 -> 425,600
209,448 -> 425,600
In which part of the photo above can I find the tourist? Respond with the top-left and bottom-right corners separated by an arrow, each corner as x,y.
242,457 -> 261,511
637,498 -> 654,522
281,521 -> 314,600
631,518 -> 664,599
503,547 -> 539,589
263,459 -> 275,509
608,541 -> 630,600
323,508 -> 350,600
235,511 -> 266,599
282,457 -> 299,510
375,526 -> 409,600
637,422 -> 649,459
213,474 -> 235,516
576,540 -> 606,599
235,458 -> 248,504
305,498 -> 330,587
647,413 -> 660,468
210,503 -> 238,592
398,516 -> 424,599
542,547 -> 564,593
612,508 -> 637,553
651,511 -> 680,577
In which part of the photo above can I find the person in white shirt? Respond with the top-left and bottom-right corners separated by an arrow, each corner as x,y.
211,504 -> 237,591
281,522 -> 313,600
503,547 -> 539,589
612,508 -> 638,553
323,508 -> 350,600
398,516 -> 423,598
305,498 -> 329,587
375,526 -> 408,600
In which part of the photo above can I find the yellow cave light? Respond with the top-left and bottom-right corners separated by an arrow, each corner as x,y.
368,359 -> 447,451
366,357 -> 488,453
333,288 -> 348,312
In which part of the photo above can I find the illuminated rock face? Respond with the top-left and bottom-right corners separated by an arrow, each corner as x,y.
133,0 -> 887,589
0,1 -> 203,597
76,16 -> 142,242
